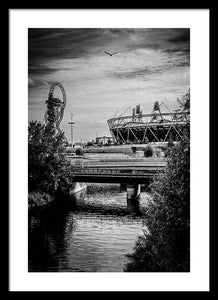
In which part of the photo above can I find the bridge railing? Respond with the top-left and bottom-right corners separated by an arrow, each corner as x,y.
80,157 -> 168,167
73,166 -> 166,176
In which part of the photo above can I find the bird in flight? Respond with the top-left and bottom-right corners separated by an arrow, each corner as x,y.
104,51 -> 119,56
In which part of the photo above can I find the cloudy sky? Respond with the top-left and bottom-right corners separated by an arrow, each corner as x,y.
28,28 -> 190,143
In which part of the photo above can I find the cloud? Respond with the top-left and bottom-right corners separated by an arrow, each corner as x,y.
28,77 -> 49,88
28,28 -> 190,141
29,65 -> 67,75
167,29 -> 190,43
28,28 -> 190,75
28,28 -> 106,65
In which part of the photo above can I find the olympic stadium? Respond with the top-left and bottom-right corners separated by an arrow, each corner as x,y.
107,90 -> 190,145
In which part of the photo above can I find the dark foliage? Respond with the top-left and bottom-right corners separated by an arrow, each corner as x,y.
28,191 -> 54,209
125,126 -> 190,272
75,147 -> 83,156
28,121 -> 73,198
144,145 -> 153,157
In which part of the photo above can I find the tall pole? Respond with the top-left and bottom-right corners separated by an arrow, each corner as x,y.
68,113 -> 75,147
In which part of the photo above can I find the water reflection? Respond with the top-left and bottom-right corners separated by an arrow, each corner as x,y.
29,183 -> 149,272
28,202 -> 74,271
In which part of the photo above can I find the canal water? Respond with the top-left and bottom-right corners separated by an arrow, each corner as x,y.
28,183 -> 150,272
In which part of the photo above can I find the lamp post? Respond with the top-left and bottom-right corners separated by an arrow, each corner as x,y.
68,113 -> 75,147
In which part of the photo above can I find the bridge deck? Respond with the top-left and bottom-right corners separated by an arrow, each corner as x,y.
70,157 -> 168,184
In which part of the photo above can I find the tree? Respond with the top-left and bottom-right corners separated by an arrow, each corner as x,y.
144,145 -> 153,157
75,147 -> 83,156
28,121 -> 73,197
125,126 -> 190,272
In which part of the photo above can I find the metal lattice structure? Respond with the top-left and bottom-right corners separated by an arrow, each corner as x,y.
108,90 -> 190,144
44,82 -> 66,136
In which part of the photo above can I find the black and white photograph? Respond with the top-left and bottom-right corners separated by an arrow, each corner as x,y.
28,27 -> 190,273
9,9 -> 209,292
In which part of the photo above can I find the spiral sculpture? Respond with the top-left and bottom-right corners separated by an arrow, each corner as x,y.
44,82 -> 66,136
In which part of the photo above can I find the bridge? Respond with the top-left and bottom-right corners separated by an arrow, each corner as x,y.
68,156 -> 168,207
69,157 -> 167,184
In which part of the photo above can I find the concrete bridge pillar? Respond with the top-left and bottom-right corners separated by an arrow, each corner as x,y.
69,182 -> 87,196
127,184 -> 140,200
126,184 -> 140,213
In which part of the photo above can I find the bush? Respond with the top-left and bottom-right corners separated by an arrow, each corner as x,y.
144,145 -> 153,157
28,192 -> 54,209
125,130 -> 190,272
75,147 -> 83,156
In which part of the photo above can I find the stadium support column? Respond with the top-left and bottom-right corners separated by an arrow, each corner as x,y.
126,184 -> 140,213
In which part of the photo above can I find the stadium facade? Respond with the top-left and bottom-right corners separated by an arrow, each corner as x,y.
107,90 -> 190,144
